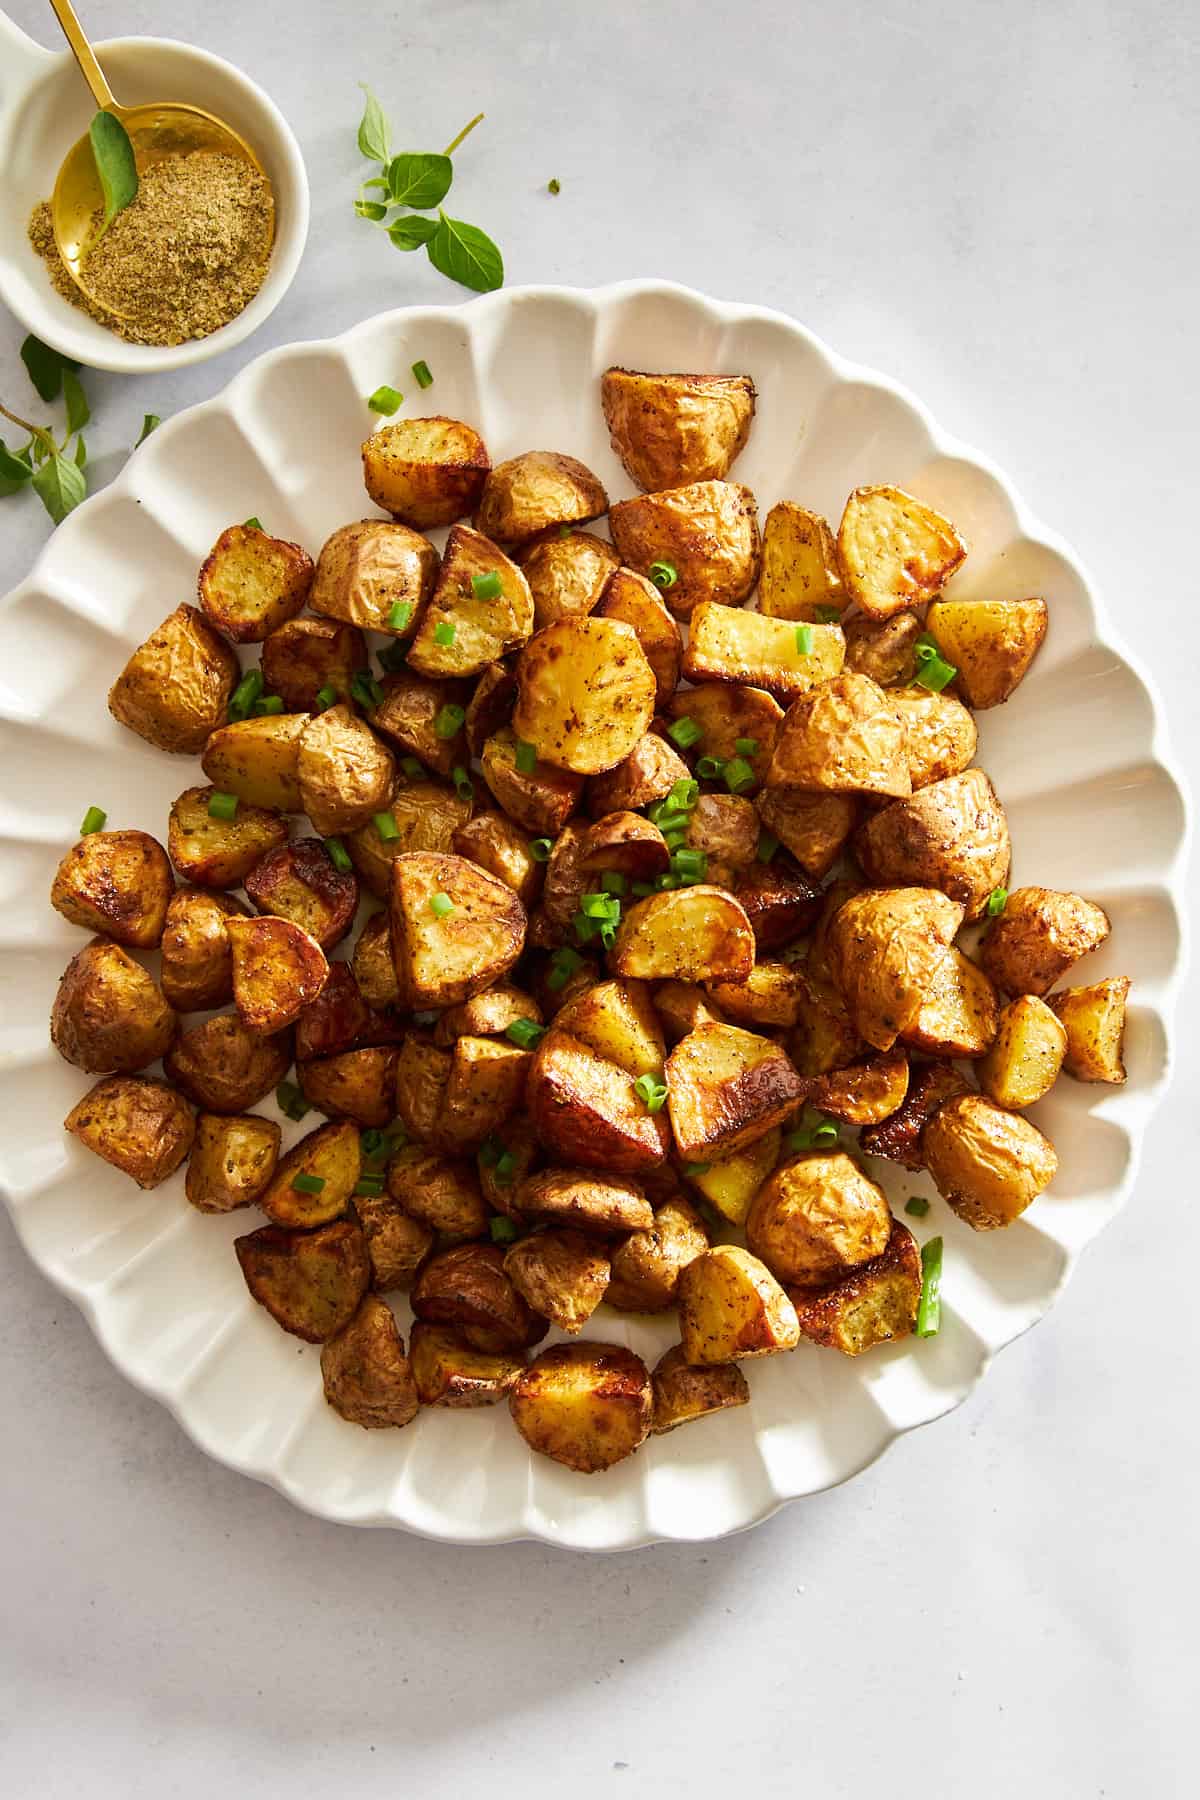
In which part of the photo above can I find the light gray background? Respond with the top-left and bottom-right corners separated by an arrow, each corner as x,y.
1,2 -> 1197,1794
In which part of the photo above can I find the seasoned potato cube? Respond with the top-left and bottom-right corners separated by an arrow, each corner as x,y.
185,1111 -> 280,1213
520,529 -> 620,630
706,960 -> 808,1028
923,1093 -> 1057,1229
371,670 -> 471,778
804,1047 -> 910,1125
51,939 -> 176,1074
827,887 -> 964,1051
587,731 -> 690,818
386,1143 -> 489,1240
440,1036 -> 532,1152
612,886 -> 755,984
235,1219 -> 370,1342
513,617 -> 657,776
244,837 -> 359,949
259,1118 -> 360,1229
351,909 -> 400,1009
296,703 -> 395,836
734,859 -> 822,950
891,685 -> 978,789
515,1167 -> 654,1234
409,1321 -> 524,1407
294,962 -> 392,1061
925,596 -> 1048,708
509,1342 -> 652,1472
167,785 -> 287,889
901,946 -> 999,1058
309,520 -> 438,635
160,887 -> 246,1012
685,794 -> 759,878
768,671 -> 910,798
361,415 -> 490,528
393,1033 -> 451,1145
746,1151 -> 892,1287
601,367 -> 755,491
227,915 -> 328,1035
978,995 -> 1067,1108
790,1217 -> 922,1355
684,603 -> 844,701
65,1074 -> 194,1189
667,1020 -> 804,1160
475,451 -> 607,548
51,829 -> 173,948
464,661 -> 517,756
355,1191 -> 434,1291
435,981 -> 541,1046
164,1013 -> 292,1114
481,726 -> 584,834
408,524 -> 534,677
527,1028 -> 670,1174
754,787 -> 858,881
858,1061 -> 971,1169
837,485 -> 966,619
108,604 -> 239,754
299,1044 -> 401,1129
594,566 -> 683,707
856,769 -> 1010,920
260,616 -> 366,712
555,977 -> 665,1077
201,713 -> 308,812
348,777 -> 473,900
758,502 -> 844,620
678,1245 -> 800,1362
651,1343 -> 750,1433
504,1230 -> 611,1333
653,979 -> 727,1045
321,1294 -> 419,1429
667,683 -> 784,794
412,1242 -> 542,1350
1048,977 -> 1131,1084
787,970 -> 863,1077
684,1128 -> 781,1226
609,480 -> 760,619
579,811 -> 670,880
606,1196 -> 709,1311
389,850 -> 526,1008
198,523 -> 313,642
452,809 -> 543,906
980,886 -> 1111,998
843,611 -> 922,687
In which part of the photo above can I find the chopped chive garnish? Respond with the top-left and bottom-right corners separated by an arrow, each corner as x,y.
724,757 -> 755,794
631,881 -> 655,898
905,1196 -> 931,1218
207,791 -> 239,821
433,620 -> 457,647
547,178 -> 561,196
634,1074 -> 668,1113
494,1150 -> 517,1184
490,1214 -> 519,1243
373,812 -> 400,841
382,1127 -> 409,1155
916,654 -> 957,693
478,1136 -> 502,1168
599,921 -> 618,950
786,1110 -> 840,1152
254,695 -> 284,715
471,571 -> 503,600
506,1018 -> 545,1049
435,703 -> 466,739
275,1081 -> 311,1121
695,755 -> 726,781
411,359 -> 434,389
734,737 -> 759,756
671,848 -> 707,883
600,870 -> 628,896
916,1237 -> 943,1336
388,600 -> 413,632
367,385 -> 403,415
399,756 -> 423,778
315,684 -> 337,711
683,1161 -> 711,1177
351,669 -> 384,709
452,765 -> 474,803
79,805 -> 107,835
795,625 -> 813,655
648,560 -> 678,590
291,1173 -> 326,1194
429,891 -> 455,918
815,604 -> 843,623
514,739 -> 537,773
668,716 -> 703,750
378,641 -> 409,673
986,886 -> 1009,918
529,837 -> 553,862
229,668 -> 264,721
756,830 -> 779,863
580,891 -> 621,919
243,516 -> 263,531
914,633 -> 940,662
546,946 -> 583,991
324,837 -> 352,874
354,1175 -> 385,1197
360,1128 -> 385,1156
656,872 -> 682,891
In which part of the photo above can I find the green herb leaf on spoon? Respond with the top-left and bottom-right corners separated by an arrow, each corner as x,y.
87,111 -> 138,255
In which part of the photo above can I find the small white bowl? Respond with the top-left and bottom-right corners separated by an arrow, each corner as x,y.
0,14 -> 308,373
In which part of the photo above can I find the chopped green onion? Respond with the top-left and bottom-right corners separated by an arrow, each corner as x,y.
668,778 -> 699,809
452,765 -> 474,803
580,891 -> 621,919
723,756 -> 755,794
671,848 -> 707,883
378,641 -> 409,673
529,837 -> 553,862
411,359 -> 434,389
547,178 -> 561,196
695,755 -> 725,781
79,805 -> 107,835
254,694 -> 284,715
631,880 -> 655,898
478,1136 -> 502,1168
207,791 -> 239,821
315,684 -> 337,711
735,737 -> 759,756
351,669 -> 384,709
506,1018 -> 546,1049
656,872 -> 682,891
916,654 -> 957,693
433,621 -> 456,647
546,946 -> 583,991
493,1150 -> 517,1184
815,604 -> 843,623
429,891 -> 455,918
490,1214 -> 519,1243
354,1175 -> 385,1197
291,1173 -> 326,1194
905,1196 -> 931,1218
399,756 -> 423,778
634,1074 -> 668,1113
683,1161 -> 711,1177
367,385 -> 403,415
668,716 -> 703,750
360,1128 -> 385,1157
786,1111 -> 840,1152
373,812 -> 399,841
229,668 -> 264,721
275,1081 -> 311,1121
382,1127 -> 409,1155
471,571 -> 503,600
435,703 -> 466,739
243,516 -> 263,531
325,837 -> 352,874
600,870 -> 628,896
514,738 -> 537,773
985,886 -> 1009,918
599,921 -> 618,950
387,600 -> 413,632
914,633 -> 940,662
648,560 -> 678,590
916,1237 -> 943,1337
756,830 -> 779,863
573,913 -> 600,944
795,625 -> 813,655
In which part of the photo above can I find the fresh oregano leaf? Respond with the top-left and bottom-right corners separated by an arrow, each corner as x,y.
20,335 -> 67,403
74,434 -> 88,469
355,199 -> 389,221
387,152 -> 453,209
427,214 -> 504,292
388,215 -> 439,250
0,438 -> 34,497
362,176 -> 390,193
63,368 -> 90,436
136,414 -> 161,446
89,111 -> 138,238
32,452 -> 87,525
357,84 -> 391,163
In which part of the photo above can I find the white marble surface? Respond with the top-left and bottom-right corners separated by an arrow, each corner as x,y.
1,1 -> 1196,1793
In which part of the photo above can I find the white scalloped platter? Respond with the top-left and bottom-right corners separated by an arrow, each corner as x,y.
0,282 -> 1188,1550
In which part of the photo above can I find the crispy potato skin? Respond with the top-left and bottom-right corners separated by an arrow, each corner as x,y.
980,886 -> 1111,997
348,777 -> 473,900
474,451 -> 607,548
371,670 -> 471,778
609,480 -> 760,619
309,520 -> 438,635
394,1032 -> 452,1144
408,525 -> 535,677
787,969 -> 863,1079
412,1243 -> 542,1351
579,811 -> 670,880
321,1294 -> 420,1429
683,603 -> 844,700
386,1142 -> 489,1240
260,1119 -> 361,1228
1048,977 -> 1130,1083
297,704 -> 395,837
903,947 -> 999,1058
706,960 -> 810,1028
925,596 -> 1048,708
734,859 -> 822,950
185,1111 -> 280,1213
586,732 -> 690,818
677,1245 -> 800,1363
520,530 -> 620,629
361,416 -> 491,529
201,714 -> 308,813
260,616 -> 366,712
768,672 -> 911,798
389,850 -> 526,1008
409,1321 -> 524,1407
513,617 -> 657,775
856,769 -> 1010,920
837,485 -> 966,619
198,524 -> 313,642
355,1192 -> 434,1292
167,785 -> 288,889
827,887 -> 964,1051
526,1029 -> 671,1174
160,887 -> 247,1011
758,502 -> 844,620
299,1044 -> 402,1129
227,915 -> 329,1035
843,611 -> 921,687
746,1152 -> 892,1288
244,838 -> 359,949
65,1075 -> 195,1188
51,830 -> 174,948
594,567 -> 683,708
803,1047 -> 910,1125
351,910 -> 401,1009
554,977 -> 665,1077
481,727 -> 584,836
108,604 -> 239,754
51,939 -> 176,1074
668,682 -> 783,792
685,1128 -> 781,1226
235,1220 -> 370,1343
435,981 -> 542,1046
601,368 -> 756,491
612,886 -> 755,985
440,1037 -> 531,1153
666,1020 -> 805,1159
504,1229 -> 611,1333
651,1343 -> 749,1433
923,1093 -> 1057,1229
790,1217 -> 922,1355
978,995 -> 1067,1108
686,793 -> 759,874
164,1013 -> 292,1113
515,1167 -> 655,1234
606,1197 -> 710,1312
754,787 -> 859,880
509,1342 -> 653,1473
464,662 -> 518,756
890,685 -> 978,788
858,1061 -> 971,1169
452,810 -> 543,906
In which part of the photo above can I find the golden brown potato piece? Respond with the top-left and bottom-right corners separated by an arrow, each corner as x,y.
351,910 -> 401,1009
504,1230 -> 611,1334
321,1294 -> 419,1429
804,1047 -> 910,1126
707,960 -> 810,1028
787,970 -> 863,1078
587,731 -> 690,818
227,915 -> 328,1035
593,566 -> 683,708
535,821 -> 592,941
185,1111 -> 280,1214
611,886 -> 755,984
513,617 -> 657,776
64,1075 -> 194,1189
260,616 -> 366,712
754,787 -> 858,881
859,1060 -> 971,1168
235,1219 -> 370,1342
856,769 -> 1010,920
393,1032 -> 451,1145
668,682 -> 783,791
348,777 -> 473,900
516,1167 -> 655,1234
387,1143 -> 489,1240
159,888 -> 246,1012
734,859 -> 822,950
827,887 -> 964,1051
677,1245 -> 800,1363
555,976 -> 665,1077
51,830 -> 173,948
980,886 -> 1111,998
651,1343 -> 750,1433
901,946 -> 999,1058
167,785 -> 288,889
389,850 -> 526,1008
746,1151 -> 892,1287
452,809 -> 543,906
309,520 -> 438,635
520,529 -> 620,629
51,940 -> 176,1074
198,523 -> 313,643
925,596 -> 1048,709
978,995 -> 1067,1108
412,1242 -> 542,1350
295,703 -> 395,837
440,1036 -> 532,1153
685,1128 -> 781,1226
923,1093 -> 1057,1229
361,415 -> 490,528
510,1342 -> 652,1473
527,1028 -> 670,1174
579,811 -> 670,880
464,661 -> 517,756
683,603 -> 844,701
108,604 -> 239,754
791,1218 -> 922,1355
475,451 -> 607,547
371,670 -> 470,778
201,713 -> 308,812
609,480 -> 759,620
435,981 -> 541,1046
480,726 -> 584,836
891,685 -> 978,790
294,961 -> 398,1061
408,524 -> 534,678
666,1020 -> 804,1160
807,874 -> 863,986
653,979 -> 727,1045
758,502 -> 845,620
164,1013 -> 292,1113
409,1322 -> 524,1407
259,1118 -> 360,1229
299,1045 -> 401,1129
768,671 -> 910,797
244,838 -> 359,949
837,485 -> 967,619
1048,977 -> 1131,1084
601,368 -> 755,491
685,794 -> 759,880
355,1192 -> 434,1292
477,1116 -> 540,1215
606,1196 -> 710,1311
843,610 -> 923,687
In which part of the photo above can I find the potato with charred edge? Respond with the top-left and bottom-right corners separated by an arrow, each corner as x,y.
587,731 -> 690,818
235,1219 -> 370,1343
843,611 -> 923,687
579,812 -> 670,881
859,1062 -> 971,1170
653,980 -> 726,1044
510,1342 -> 653,1473
1048,977 -> 1130,1084
361,415 -> 490,528
299,1045 -> 401,1129
474,451 -> 607,547
768,671 -> 910,798
734,859 -> 822,950
804,1047 -> 910,1126
389,850 -> 525,1008
51,940 -> 176,1074
923,1093 -> 1057,1229
667,1020 -> 805,1160
260,616 -> 366,712
513,617 -> 657,776
167,786 -> 288,889
683,604 -> 844,702
352,910 -> 400,1009
758,502 -> 845,620
651,1344 -> 750,1433
520,530 -> 620,629
678,1246 -> 800,1363
108,604 -> 239,754
198,523 -> 313,642
165,1013 -> 292,1113
412,1242 -> 542,1351
65,1075 -> 194,1189
504,1230 -> 611,1334
408,525 -> 535,678
857,769 -> 1010,922
465,662 -> 517,756
410,1322 -> 524,1407
754,787 -> 858,881
435,981 -> 542,1046
902,947 -> 998,1058
440,1037 -> 531,1152
452,810 -> 543,906
51,830 -> 173,948
601,368 -> 756,491
609,480 -> 760,620
707,960 -> 810,1028
837,485 -> 967,619
980,886 -> 1111,998
244,838 -> 359,950
201,714 -> 308,812
791,1218 -> 922,1355
827,887 -> 964,1051
185,1112 -> 280,1214
515,1167 -> 655,1234
296,704 -> 395,837
685,1128 -> 781,1226
527,1028 -> 670,1174
978,995 -> 1067,1108
746,1152 -> 892,1288
259,1119 -> 360,1229
606,1196 -> 710,1311
309,520 -> 438,635
481,726 -> 584,835
348,778 -> 473,900
555,977 -> 665,1077
393,1033 -> 451,1144
386,1143 -> 489,1241
371,670 -> 471,778
925,596 -> 1048,709
355,1192 -> 434,1292
227,915 -> 328,1035
160,888 -> 247,1012
593,567 -> 683,708
612,886 -> 755,984
321,1295 -> 419,1429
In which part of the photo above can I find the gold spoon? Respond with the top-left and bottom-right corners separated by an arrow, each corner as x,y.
47,0 -> 274,317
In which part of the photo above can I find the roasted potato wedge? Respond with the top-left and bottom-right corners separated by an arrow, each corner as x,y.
244,837 -> 359,948
527,1028 -> 670,1174
435,981 -> 541,1046
734,858 -> 822,950
227,914 -> 328,1035
758,502 -> 845,620
534,817 -> 589,935
296,703 -> 395,837
653,979 -> 727,1045
579,811 -> 670,880
409,1321 -> 524,1407
408,524 -> 534,677
167,785 -> 288,889
803,1047 -> 910,1125
978,995 -> 1067,1108
684,1128 -> 781,1226
386,1143 -> 489,1240
474,451 -> 607,547
925,596 -> 1048,708
554,977 -> 665,1077
389,850 -> 526,1008
355,1192 -> 434,1291
361,415 -> 490,529
51,939 -> 176,1074
348,777 -> 473,900
837,485 -> 967,619
321,1294 -> 419,1429
1048,977 -> 1131,1084
309,520 -> 438,635
787,969 -> 863,1078
901,946 -> 999,1058
198,523 -> 313,642
790,1217 -> 922,1355
856,768 -> 1010,920
683,603 -> 844,701
451,809 -> 543,906
293,961 -> 399,1059
843,610 -> 922,687
605,1196 -> 709,1311
393,1033 -> 451,1145
509,1342 -> 652,1473
666,1020 -> 804,1160
923,1093 -> 1057,1229
601,367 -> 755,491
440,1036 -> 531,1152
651,1343 -> 750,1433
51,829 -> 173,948
593,566 -> 683,707
754,787 -> 859,880
108,604 -> 238,753
235,1219 -> 370,1342
516,1167 -> 655,1234
299,1044 -> 401,1129
890,685 -> 978,789
351,909 -> 401,1009
201,713 -> 308,812
609,480 -> 759,619
980,886 -> 1111,997
858,1061 -> 971,1169
371,670 -> 471,779
504,1229 -> 611,1334
513,617 -> 657,775
685,794 -> 759,878
707,960 -> 810,1028
160,887 -> 246,1011
586,731 -> 691,818
481,726 -> 584,835
411,1242 -> 542,1351
768,671 -> 910,797
677,1245 -> 800,1362
827,887 -> 964,1051
464,661 -> 517,756
259,1118 -> 360,1228
520,529 -> 620,629
185,1111 -> 280,1213
611,886 -> 755,984
746,1151 -> 892,1287
164,1013 -> 292,1113
64,1074 -> 194,1189
260,616 -> 366,712
667,682 -> 783,792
